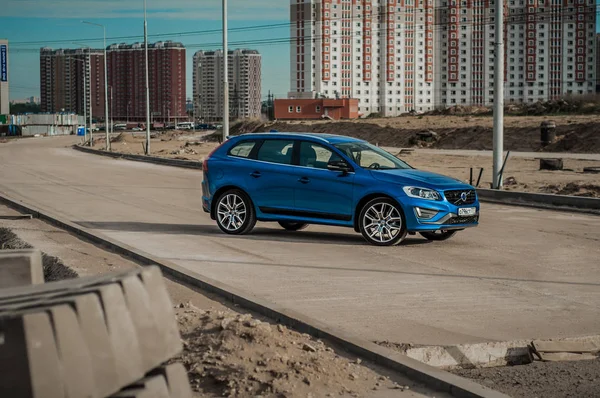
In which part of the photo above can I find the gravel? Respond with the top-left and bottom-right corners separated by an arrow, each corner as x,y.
452,358 -> 600,398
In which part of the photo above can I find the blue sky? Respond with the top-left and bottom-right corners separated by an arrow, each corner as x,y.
0,0 -> 291,102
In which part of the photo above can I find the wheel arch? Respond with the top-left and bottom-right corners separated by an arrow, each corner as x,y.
353,193 -> 401,232
210,185 -> 253,220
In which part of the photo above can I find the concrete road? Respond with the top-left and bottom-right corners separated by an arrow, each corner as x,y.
1,137 -> 599,346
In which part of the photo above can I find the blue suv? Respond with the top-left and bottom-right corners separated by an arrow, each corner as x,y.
202,133 -> 479,246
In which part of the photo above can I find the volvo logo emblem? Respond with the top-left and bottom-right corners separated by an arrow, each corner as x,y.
460,192 -> 468,202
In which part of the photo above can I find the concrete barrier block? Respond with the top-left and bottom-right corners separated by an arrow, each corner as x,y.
46,304 -> 97,398
0,249 -> 44,288
77,284 -> 145,387
150,363 -> 192,398
0,312 -> 66,398
112,374 -> 171,398
119,274 -> 163,370
140,267 -> 182,359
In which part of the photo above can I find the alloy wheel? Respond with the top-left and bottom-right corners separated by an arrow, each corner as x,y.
362,202 -> 403,244
217,194 -> 247,232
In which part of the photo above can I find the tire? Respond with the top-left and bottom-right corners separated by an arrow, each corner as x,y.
420,230 -> 457,241
278,222 -> 309,231
215,189 -> 257,235
358,197 -> 407,246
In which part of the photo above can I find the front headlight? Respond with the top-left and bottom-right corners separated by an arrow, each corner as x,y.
402,186 -> 441,201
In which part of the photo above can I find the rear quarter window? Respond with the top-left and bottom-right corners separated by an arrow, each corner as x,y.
228,141 -> 257,158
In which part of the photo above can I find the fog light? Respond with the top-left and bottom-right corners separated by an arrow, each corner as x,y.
415,207 -> 438,220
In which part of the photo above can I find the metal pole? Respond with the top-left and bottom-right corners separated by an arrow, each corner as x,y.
83,53 -> 87,145
492,0 -> 504,189
222,0 -> 229,142
109,85 -> 113,135
89,50 -> 93,146
144,0 -> 151,155
103,27 -> 110,151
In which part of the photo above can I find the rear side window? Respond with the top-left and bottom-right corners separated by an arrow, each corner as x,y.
229,140 -> 257,158
256,140 -> 294,165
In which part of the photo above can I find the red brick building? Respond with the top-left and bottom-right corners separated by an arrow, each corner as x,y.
107,41 -> 186,123
40,48 -> 106,117
274,98 -> 359,120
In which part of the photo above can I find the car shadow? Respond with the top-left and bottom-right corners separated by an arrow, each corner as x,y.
74,221 -> 432,247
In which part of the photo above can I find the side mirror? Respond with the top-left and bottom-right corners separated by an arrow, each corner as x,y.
327,160 -> 351,173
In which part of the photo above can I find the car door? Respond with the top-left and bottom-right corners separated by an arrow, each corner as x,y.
245,139 -> 296,214
292,141 -> 355,221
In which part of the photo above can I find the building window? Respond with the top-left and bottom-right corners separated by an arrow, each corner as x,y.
296,106 -> 302,113
288,106 -> 293,113
316,106 -> 321,113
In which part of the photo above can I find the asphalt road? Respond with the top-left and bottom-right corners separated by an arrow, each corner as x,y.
1,137 -> 599,346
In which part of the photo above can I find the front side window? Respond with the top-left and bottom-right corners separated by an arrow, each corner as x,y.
298,142 -> 343,169
256,140 -> 294,165
228,140 -> 257,158
334,142 -> 412,170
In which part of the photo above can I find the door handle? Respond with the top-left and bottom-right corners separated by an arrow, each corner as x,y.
250,171 -> 261,178
298,177 -> 310,184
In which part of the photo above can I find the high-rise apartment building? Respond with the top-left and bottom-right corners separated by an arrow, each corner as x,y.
40,41 -> 185,123
107,41 -> 186,122
290,0 -> 435,116
436,0 -> 597,107
1,39 -> 10,115
40,48 -> 106,117
193,49 -> 262,121
290,0 -> 596,115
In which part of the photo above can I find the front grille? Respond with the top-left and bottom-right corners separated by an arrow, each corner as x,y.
444,189 -> 477,206
448,215 -> 479,225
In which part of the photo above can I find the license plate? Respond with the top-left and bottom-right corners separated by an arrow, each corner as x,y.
458,207 -> 477,216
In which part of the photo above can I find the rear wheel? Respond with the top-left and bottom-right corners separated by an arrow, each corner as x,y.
215,189 -> 256,235
419,230 -> 457,241
358,198 -> 407,246
278,222 -> 309,231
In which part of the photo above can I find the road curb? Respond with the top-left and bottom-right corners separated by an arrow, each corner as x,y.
0,192 -> 508,398
73,145 -> 600,214
477,189 -> 600,215
72,145 -> 203,169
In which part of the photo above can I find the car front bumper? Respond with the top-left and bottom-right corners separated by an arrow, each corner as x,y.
399,196 -> 480,232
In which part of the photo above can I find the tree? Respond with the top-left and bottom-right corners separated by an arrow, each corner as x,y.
9,103 -> 41,114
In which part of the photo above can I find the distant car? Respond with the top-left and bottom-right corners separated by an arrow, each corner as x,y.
202,132 -> 480,246
131,127 -> 143,131
176,122 -> 194,130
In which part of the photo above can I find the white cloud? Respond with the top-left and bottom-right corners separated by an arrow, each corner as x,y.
3,0 -> 288,20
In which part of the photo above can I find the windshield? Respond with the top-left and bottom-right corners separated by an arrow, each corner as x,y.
334,142 -> 412,170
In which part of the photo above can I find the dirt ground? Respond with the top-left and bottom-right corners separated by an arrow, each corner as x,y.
91,129 -> 600,198
452,358 -> 600,398
0,205 -> 434,398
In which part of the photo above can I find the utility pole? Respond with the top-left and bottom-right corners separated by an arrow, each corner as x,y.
110,85 -> 113,135
492,0 -> 505,189
88,49 -> 93,146
222,0 -> 229,142
82,21 -> 109,151
144,0 -> 151,154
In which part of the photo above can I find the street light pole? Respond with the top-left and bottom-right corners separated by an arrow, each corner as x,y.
82,21 -> 110,151
144,0 -> 151,155
492,0 -> 504,189
222,0 -> 229,142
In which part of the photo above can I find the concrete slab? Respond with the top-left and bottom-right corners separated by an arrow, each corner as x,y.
0,249 -> 43,288
149,363 -> 192,398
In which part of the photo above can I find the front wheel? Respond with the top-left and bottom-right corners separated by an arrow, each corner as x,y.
420,230 -> 457,241
278,222 -> 308,231
215,189 -> 257,235
359,198 -> 407,246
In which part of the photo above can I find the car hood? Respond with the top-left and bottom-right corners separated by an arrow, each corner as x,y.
370,168 -> 472,190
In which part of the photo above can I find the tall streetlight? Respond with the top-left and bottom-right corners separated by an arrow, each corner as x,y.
82,21 -> 110,151
73,43 -> 92,146
222,0 -> 229,142
492,0 -> 505,189
144,0 -> 151,155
